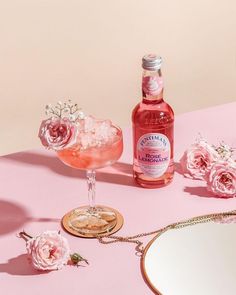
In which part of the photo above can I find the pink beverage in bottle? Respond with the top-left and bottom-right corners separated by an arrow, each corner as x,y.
132,54 -> 174,188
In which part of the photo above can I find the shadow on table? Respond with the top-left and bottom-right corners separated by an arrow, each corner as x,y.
184,186 -> 212,198
184,186 -> 231,199
174,163 -> 223,199
174,162 -> 183,175
0,199 -> 60,236
3,151 -> 137,187
0,254 -> 48,276
0,200 -> 29,236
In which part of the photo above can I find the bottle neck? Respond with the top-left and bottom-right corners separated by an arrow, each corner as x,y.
142,68 -> 164,103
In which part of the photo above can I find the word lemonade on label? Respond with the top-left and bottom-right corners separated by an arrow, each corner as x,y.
137,133 -> 170,178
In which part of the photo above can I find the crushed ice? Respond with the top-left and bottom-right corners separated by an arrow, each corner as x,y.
77,116 -> 118,150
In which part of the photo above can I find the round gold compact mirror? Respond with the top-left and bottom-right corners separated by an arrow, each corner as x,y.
142,214 -> 236,295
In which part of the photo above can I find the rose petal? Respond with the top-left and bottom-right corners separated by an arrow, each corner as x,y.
39,118 -> 78,151
26,231 -> 70,271
206,161 -> 236,198
180,140 -> 220,180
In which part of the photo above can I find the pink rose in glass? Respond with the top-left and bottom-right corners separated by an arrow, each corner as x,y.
38,118 -> 77,150
206,161 -> 236,198
180,140 -> 219,180
26,231 -> 70,271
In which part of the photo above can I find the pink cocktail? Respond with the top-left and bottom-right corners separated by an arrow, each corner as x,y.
57,117 -> 123,237
58,126 -> 123,170
38,101 -> 124,237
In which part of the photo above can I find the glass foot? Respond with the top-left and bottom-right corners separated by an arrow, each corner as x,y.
63,206 -> 123,237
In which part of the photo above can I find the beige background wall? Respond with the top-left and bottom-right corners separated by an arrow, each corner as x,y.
0,0 -> 235,155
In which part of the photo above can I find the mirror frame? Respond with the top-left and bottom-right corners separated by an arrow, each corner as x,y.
141,210 -> 236,295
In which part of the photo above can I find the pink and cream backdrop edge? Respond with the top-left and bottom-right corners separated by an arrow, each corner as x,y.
0,0 -> 235,155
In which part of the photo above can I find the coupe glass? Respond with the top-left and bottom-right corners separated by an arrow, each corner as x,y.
57,125 -> 123,237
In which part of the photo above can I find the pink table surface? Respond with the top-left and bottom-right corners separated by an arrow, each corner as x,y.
0,102 -> 236,295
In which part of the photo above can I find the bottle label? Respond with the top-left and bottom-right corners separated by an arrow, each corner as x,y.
142,76 -> 163,96
137,133 -> 170,178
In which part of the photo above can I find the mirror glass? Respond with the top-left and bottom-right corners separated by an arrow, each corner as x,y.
143,220 -> 236,295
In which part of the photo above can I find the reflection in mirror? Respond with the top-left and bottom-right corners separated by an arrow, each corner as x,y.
143,220 -> 236,295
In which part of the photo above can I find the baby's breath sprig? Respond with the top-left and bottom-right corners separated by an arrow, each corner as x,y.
213,141 -> 235,161
45,100 -> 85,122
195,133 -> 207,144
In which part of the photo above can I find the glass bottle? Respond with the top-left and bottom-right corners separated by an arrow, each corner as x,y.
132,54 -> 174,188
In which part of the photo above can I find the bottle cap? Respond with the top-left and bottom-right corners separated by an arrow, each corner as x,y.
142,54 -> 162,71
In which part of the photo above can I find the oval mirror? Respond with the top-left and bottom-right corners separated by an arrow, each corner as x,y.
142,216 -> 236,295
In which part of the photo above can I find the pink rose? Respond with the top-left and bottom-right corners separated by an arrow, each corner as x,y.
26,231 -> 70,270
206,161 -> 236,198
180,140 -> 219,180
38,118 -> 78,150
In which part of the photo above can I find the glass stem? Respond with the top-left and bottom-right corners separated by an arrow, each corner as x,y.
87,170 -> 96,211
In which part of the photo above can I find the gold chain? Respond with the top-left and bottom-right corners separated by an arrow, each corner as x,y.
97,210 -> 236,256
